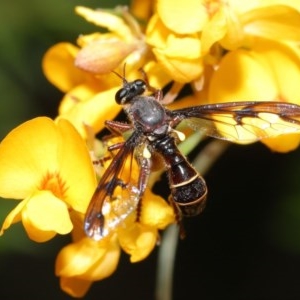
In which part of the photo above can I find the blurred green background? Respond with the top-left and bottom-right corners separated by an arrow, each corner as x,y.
1,1 -> 300,299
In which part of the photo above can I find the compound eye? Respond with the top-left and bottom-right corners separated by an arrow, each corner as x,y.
115,88 -> 128,104
134,79 -> 146,91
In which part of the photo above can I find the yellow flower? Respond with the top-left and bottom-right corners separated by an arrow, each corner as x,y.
0,117 -> 96,242
148,0 -> 300,152
146,12 -> 204,83
118,189 -> 175,263
2,0 -> 300,297
74,6 -> 146,74
43,42 -> 121,138
146,0 -> 300,84
208,38 -> 300,152
42,5 -> 174,138
56,234 -> 120,298
55,187 -> 174,297
43,6 -> 153,138
0,114 -> 173,297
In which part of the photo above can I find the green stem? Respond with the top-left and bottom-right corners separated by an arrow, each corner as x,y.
155,139 -> 230,300
155,224 -> 179,300
192,139 -> 230,174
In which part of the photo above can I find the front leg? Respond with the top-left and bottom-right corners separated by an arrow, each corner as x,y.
139,68 -> 163,102
105,120 -> 133,136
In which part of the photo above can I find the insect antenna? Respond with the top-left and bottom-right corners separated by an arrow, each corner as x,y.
138,67 -> 162,100
112,63 -> 128,85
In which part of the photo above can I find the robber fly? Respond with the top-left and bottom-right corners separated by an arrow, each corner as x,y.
84,72 -> 300,240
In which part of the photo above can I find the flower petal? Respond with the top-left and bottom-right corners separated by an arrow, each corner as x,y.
209,49 -> 278,101
75,39 -> 137,74
42,43 -> 86,92
209,39 -> 300,151
75,6 -> 133,40
58,86 -> 121,138
261,134 -> 300,153
0,198 -> 29,235
253,39 -> 300,103
140,189 -> 175,229
53,118 -> 96,212
60,277 -> 92,298
242,5 -> 300,41
153,48 -> 203,83
0,117 -> 62,199
201,5 -> 230,53
157,0 -> 208,34
118,223 -> 157,262
58,83 -> 99,115
56,238 -> 106,276
23,190 -> 72,235
56,236 -> 120,280
0,117 -> 96,214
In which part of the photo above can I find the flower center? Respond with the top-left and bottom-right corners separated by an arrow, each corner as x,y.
39,172 -> 67,199
204,0 -> 222,17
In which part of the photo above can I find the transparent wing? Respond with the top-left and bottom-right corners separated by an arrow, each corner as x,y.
171,101 -> 300,143
84,132 -> 141,241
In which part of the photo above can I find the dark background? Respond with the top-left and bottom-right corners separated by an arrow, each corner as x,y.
1,1 -> 300,299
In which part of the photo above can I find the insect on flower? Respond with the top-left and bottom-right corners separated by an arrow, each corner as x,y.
84,70 -> 300,241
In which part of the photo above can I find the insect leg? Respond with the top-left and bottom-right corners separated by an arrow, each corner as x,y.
138,68 -> 163,101
167,195 -> 186,239
135,154 -> 152,221
105,120 -> 132,136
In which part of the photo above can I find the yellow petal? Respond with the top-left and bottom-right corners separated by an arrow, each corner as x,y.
56,236 -> 120,280
140,189 -> 175,229
253,39 -> 300,103
201,5 -> 228,54
22,190 -> 72,237
227,0 -> 300,14
153,48 -> 204,83
261,134 -> 300,153
219,6 -> 245,50
22,215 -> 56,242
75,39 -> 137,74
0,117 -> 62,199
75,6 -> 132,40
131,0 -> 153,20
241,5 -> 300,41
60,277 -> 92,298
143,61 -> 172,89
209,40 -> 300,151
209,49 -> 277,102
118,223 -> 157,262
53,118 -> 96,212
157,0 -> 208,34
42,43 -> 85,92
208,50 -> 277,144
146,14 -> 170,50
147,13 -> 204,83
82,237 -> 120,280
58,83 -> 99,115
0,198 -> 29,235
56,238 -> 105,277
165,35 -> 202,59
0,117 -> 96,213
58,86 -> 121,137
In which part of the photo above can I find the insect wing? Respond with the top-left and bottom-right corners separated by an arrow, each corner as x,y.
84,132 -> 141,241
172,101 -> 300,143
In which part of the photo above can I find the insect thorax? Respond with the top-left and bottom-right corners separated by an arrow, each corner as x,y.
127,96 -> 170,136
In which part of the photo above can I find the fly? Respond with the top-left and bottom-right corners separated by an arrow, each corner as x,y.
84,71 -> 300,240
